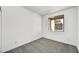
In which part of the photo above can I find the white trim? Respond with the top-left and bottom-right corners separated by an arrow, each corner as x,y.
1,7 -> 6,52
0,7 -> 2,52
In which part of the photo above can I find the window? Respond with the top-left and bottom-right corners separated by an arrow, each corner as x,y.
48,15 -> 64,32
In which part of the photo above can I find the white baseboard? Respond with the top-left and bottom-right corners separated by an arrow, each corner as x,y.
3,34 -> 42,53
77,46 -> 79,52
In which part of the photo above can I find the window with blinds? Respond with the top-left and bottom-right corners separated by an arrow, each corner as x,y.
48,15 -> 64,32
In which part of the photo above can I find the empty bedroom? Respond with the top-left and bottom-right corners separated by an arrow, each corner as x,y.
0,6 -> 79,53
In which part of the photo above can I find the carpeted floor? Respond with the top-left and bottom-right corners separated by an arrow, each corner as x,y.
5,37 -> 78,53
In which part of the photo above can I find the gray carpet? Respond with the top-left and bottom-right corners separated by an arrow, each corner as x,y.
5,37 -> 78,53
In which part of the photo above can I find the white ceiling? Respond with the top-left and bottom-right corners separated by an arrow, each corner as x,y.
22,6 -> 74,15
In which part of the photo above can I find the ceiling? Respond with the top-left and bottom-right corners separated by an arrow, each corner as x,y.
22,6 -> 74,15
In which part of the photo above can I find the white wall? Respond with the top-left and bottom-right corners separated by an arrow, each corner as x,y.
42,7 -> 77,46
0,8 -> 1,52
2,6 -> 42,52
77,7 -> 79,52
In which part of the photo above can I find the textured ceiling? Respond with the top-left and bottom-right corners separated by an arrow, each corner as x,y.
22,6 -> 74,15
